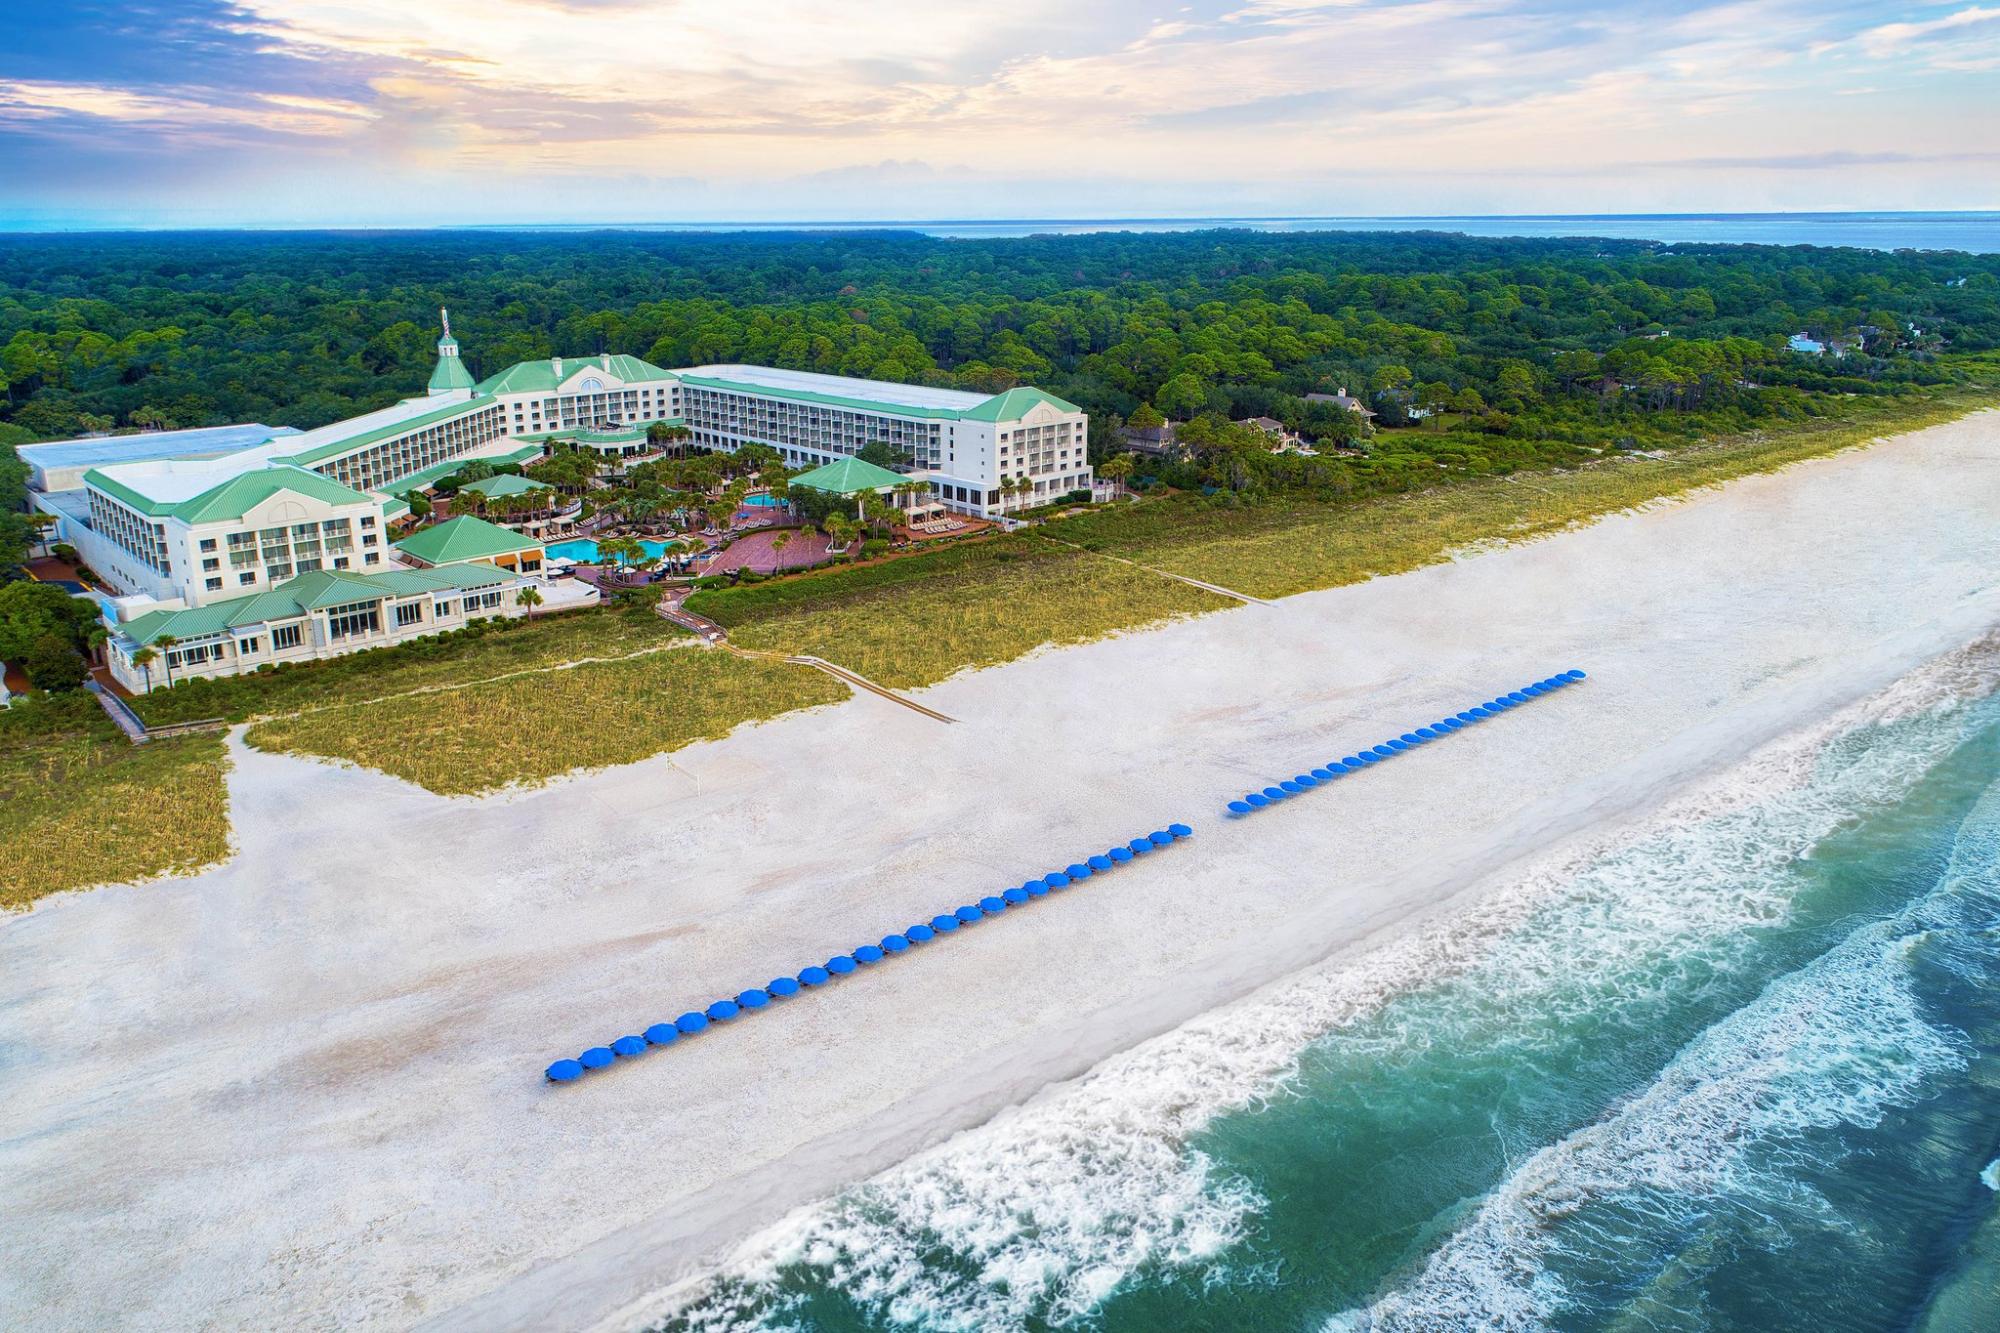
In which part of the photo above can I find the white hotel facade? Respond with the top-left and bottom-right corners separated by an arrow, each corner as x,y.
22,314 -> 1090,691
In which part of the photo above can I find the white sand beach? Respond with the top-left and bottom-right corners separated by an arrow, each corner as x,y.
3,412 -> 1999,1332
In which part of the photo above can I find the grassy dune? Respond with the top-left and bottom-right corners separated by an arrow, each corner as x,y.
246,646 -> 847,796
0,695 -> 229,910
689,537 -> 1236,689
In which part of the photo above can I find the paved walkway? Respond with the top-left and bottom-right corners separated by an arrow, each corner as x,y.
701,526 -> 834,576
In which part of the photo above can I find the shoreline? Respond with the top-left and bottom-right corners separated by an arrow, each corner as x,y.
3,413 -> 1999,1331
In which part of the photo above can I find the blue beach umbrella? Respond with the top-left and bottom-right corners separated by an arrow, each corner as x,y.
1309,767 -> 1334,781
1401,733 -> 1424,744
907,923 -> 937,942
1264,785 -> 1288,800
1228,799 -> 1253,814
1245,792 -> 1271,808
1566,668 -> 1587,680
1109,846 -> 1135,862
613,1035 -> 648,1057
1293,774 -> 1319,788
1003,888 -> 1030,906
931,914 -> 961,933
1471,706 -> 1494,718
1150,831 -> 1174,846
1416,728 -> 1439,740
979,896 -> 1006,916
1129,838 -> 1154,855
1357,752 -> 1380,765
645,1023 -> 680,1045
767,977 -> 802,997
546,1058 -> 584,1082
737,988 -> 772,1008
827,954 -> 859,974
1372,744 -> 1396,757
1067,863 -> 1093,879
1025,879 -> 1050,898
1043,872 -> 1071,890
798,966 -> 832,986
707,999 -> 741,1021
1279,780 -> 1302,794
1386,740 -> 1410,752
1337,757 -> 1363,771
675,1011 -> 710,1034
954,906 -> 982,924
1089,854 -> 1116,870
882,934 -> 911,953
580,1046 -> 616,1069
1169,823 -> 1193,838
1507,691 -> 1528,703
853,945 -> 885,965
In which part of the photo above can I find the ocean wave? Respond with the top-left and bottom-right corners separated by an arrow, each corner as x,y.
648,638 -> 2000,1333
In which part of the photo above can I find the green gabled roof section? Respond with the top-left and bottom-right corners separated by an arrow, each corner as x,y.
278,394 -> 497,467
961,386 -> 1082,422
788,456 -> 910,495
429,348 -> 476,394
457,473 -> 552,498
116,562 -> 520,647
393,514 -> 542,565
474,354 -> 679,396
374,443 -> 544,498
82,463 -> 377,522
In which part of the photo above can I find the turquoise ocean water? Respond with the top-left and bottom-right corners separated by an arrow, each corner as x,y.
655,640 -> 2000,1332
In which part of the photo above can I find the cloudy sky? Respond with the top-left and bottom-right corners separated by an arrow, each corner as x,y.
1,0 -> 1996,227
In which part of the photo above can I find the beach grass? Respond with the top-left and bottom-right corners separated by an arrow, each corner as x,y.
689,537 -> 1235,689
1052,390 -> 2000,600
0,693 -> 230,910
132,604 -> 685,727
245,645 -> 848,796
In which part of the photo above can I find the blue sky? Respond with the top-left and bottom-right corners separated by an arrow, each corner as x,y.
0,0 -> 1996,227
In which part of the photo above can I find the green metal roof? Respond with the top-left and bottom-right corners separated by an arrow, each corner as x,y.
788,456 -> 911,495
959,386 -> 1082,422
375,443 -> 543,497
428,345 -> 476,394
457,473 -> 552,498
82,462 -> 377,522
116,562 -> 517,646
474,354 -> 679,395
393,514 -> 542,565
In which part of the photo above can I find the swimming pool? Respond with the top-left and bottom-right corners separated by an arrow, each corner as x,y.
743,494 -> 787,508
545,538 -> 683,565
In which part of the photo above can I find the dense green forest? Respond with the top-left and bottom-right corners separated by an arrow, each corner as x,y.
3,229 -> 1997,501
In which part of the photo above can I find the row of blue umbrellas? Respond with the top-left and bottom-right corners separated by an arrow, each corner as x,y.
546,822 -> 1197,1082
1227,670 -> 1587,816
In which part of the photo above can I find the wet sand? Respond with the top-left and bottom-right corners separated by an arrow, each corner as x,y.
2,412 -> 1998,1331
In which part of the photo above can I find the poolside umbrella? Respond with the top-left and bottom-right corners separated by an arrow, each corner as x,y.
827,954 -> 860,974
767,977 -> 802,997
644,1023 -> 680,1045
954,906 -> 983,924
854,945 -> 886,964
1245,793 -> 1271,808
612,1035 -> 648,1057
1128,838 -> 1153,855
798,966 -> 832,987
1043,872 -> 1071,890
1089,854 -> 1115,870
707,999 -> 741,1021
580,1046 -> 616,1069
1149,831 -> 1174,846
931,914 -> 961,933
546,1059 -> 584,1082
1109,846 -> 1135,862
978,896 -> 1006,915
1066,863 -> 1093,879
1228,800 -> 1252,815
1169,823 -> 1193,838
906,923 -> 937,943
675,1011 -> 710,1034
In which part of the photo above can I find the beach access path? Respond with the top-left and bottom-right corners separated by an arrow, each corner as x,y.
2,412 -> 1998,1331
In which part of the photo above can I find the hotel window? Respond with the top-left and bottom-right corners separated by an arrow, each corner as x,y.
238,572 -> 257,586
199,537 -> 217,552
325,601 -> 380,640
435,600 -> 454,618
360,515 -> 375,529
273,623 -> 303,650
393,601 -> 424,627
205,577 -> 222,590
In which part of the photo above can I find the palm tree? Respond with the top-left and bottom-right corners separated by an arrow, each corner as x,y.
516,586 -> 544,620
155,635 -> 180,687
770,531 -> 792,571
1097,453 -> 1137,487
130,646 -> 157,692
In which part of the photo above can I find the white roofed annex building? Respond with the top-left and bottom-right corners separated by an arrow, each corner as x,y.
22,313 -> 1090,692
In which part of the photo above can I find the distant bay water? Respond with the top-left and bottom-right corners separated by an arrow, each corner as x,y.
495,212 -> 2000,254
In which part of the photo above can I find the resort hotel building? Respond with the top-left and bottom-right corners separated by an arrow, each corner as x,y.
20,312 -> 1090,692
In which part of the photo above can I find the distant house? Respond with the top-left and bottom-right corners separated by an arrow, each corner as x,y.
1786,333 -> 1826,355
1121,420 -> 1185,458
1305,388 -> 1377,420
1234,416 -> 1300,449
